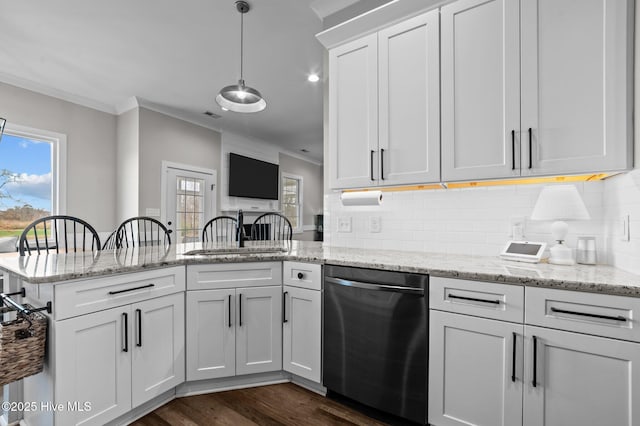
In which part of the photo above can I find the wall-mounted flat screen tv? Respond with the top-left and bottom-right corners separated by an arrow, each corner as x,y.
228,153 -> 279,200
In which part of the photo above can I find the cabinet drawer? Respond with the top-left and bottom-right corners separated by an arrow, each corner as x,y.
283,261 -> 321,291
187,262 -> 282,290
54,266 -> 185,320
430,277 -> 524,323
526,287 -> 640,342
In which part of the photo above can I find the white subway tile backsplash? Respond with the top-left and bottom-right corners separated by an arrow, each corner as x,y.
326,181 -> 607,260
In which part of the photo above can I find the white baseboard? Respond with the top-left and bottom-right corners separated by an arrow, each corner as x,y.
104,390 -> 175,426
176,371 -> 289,397
290,374 -> 327,396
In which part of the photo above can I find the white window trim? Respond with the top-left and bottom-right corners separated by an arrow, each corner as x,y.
281,172 -> 304,234
0,124 -> 66,425
2,123 -> 67,216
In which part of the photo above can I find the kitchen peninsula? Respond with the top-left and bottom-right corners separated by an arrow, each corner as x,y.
2,242 -> 640,426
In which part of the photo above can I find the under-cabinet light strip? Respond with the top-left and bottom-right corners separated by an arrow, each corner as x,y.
341,173 -> 612,193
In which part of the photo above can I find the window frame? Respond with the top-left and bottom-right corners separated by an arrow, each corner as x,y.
280,172 -> 303,234
2,123 -> 67,216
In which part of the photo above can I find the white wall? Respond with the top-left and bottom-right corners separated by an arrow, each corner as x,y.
0,82 -> 117,232
220,132 -> 280,215
279,153 -> 324,241
116,108 -> 139,224
138,107 -> 222,217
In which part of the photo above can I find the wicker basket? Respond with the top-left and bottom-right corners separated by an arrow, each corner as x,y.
0,305 -> 47,386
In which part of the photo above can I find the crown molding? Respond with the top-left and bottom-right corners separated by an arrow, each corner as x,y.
135,98 -> 222,133
0,72 -> 117,114
114,96 -> 140,115
316,0 -> 445,49
280,149 -> 324,167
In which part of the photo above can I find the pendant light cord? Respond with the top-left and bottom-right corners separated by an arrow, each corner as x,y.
239,9 -> 244,81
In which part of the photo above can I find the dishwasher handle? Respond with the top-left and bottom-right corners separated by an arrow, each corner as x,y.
325,276 -> 424,296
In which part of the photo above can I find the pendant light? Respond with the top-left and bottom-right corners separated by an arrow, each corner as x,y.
216,1 -> 266,113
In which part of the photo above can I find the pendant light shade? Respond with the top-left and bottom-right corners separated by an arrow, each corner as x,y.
216,1 -> 266,113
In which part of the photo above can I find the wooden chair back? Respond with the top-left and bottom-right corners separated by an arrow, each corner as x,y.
18,215 -> 101,256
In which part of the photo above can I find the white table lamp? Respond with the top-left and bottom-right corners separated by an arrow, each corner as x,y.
530,185 -> 590,265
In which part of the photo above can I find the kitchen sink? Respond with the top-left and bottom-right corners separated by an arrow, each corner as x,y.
182,247 -> 288,256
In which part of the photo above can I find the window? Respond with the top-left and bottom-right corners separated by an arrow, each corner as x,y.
0,124 -> 65,251
281,173 -> 303,234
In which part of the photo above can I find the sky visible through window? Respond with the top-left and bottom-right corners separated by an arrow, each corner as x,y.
0,133 -> 52,211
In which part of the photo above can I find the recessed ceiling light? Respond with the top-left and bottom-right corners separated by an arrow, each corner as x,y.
308,74 -> 320,83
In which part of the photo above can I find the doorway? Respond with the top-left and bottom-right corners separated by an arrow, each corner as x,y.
161,162 -> 216,243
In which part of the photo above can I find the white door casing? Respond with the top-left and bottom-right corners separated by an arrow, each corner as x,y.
161,161 -> 216,243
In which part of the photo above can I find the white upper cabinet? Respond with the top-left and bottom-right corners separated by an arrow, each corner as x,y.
329,34 -> 378,189
329,9 -> 440,189
326,0 -> 632,186
442,0 -> 632,181
520,0 -> 633,176
378,11 -> 440,186
441,0 -> 521,182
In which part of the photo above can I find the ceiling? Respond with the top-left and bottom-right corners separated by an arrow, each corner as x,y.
0,0 -> 356,163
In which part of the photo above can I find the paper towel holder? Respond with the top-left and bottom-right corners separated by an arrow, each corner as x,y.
340,190 -> 383,206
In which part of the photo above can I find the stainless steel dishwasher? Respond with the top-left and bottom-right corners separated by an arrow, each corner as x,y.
323,264 -> 428,424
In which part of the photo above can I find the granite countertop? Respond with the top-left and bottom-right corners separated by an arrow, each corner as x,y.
1,240 -> 640,297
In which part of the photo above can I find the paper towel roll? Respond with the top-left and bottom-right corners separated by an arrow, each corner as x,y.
340,191 -> 383,206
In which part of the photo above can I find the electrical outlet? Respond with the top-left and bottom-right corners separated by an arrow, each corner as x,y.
369,216 -> 381,233
338,216 -> 352,233
621,214 -> 630,242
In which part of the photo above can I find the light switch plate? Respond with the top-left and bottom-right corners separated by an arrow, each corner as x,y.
338,216 -> 352,233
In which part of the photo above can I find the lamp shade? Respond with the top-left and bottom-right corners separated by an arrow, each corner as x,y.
530,184 -> 590,221
216,80 -> 266,113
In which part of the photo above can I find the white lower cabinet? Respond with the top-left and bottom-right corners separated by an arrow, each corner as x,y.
186,262 -> 283,381
56,306 -> 131,426
236,286 -> 283,376
282,285 -> 321,383
186,286 -> 282,380
186,288 -> 235,380
282,261 -> 322,384
522,287 -> 640,426
131,293 -> 185,407
429,310 -> 523,426
428,277 -> 524,426
523,325 -> 640,426
55,292 -> 185,426
430,279 -> 640,426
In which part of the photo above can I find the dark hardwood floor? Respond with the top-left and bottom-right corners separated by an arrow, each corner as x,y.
131,383 -> 389,426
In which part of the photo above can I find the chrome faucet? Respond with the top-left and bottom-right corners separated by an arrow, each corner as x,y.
237,209 -> 245,248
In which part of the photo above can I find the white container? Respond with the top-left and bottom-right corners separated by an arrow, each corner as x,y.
576,236 -> 597,265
